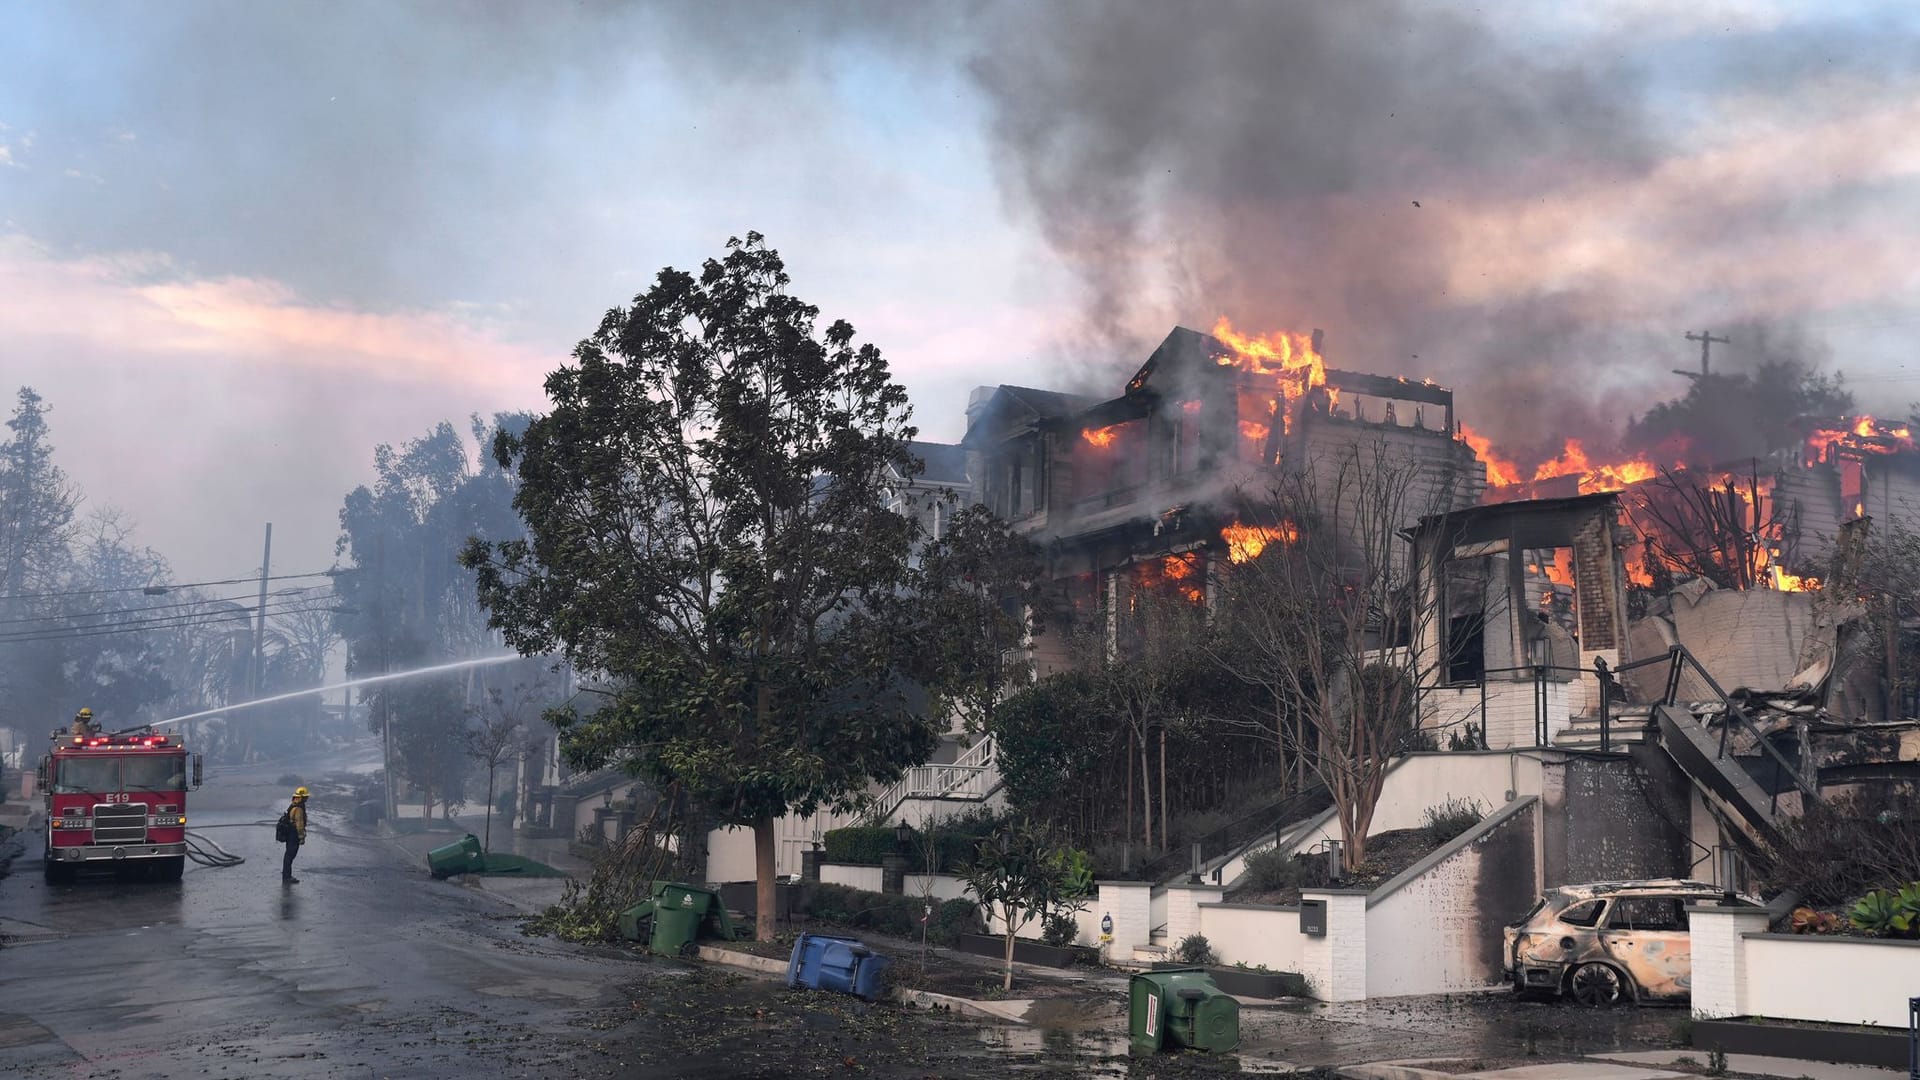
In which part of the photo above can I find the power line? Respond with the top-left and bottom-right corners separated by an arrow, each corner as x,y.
0,596 -> 345,646
0,569 -> 337,603
0,583 -> 333,629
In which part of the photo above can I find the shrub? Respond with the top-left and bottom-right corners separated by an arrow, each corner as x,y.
1758,793 -> 1920,906
1788,906 -> 1845,935
1242,847 -> 1305,891
1042,912 -> 1079,948
1421,796 -> 1486,847
822,826 -> 900,866
1174,933 -> 1215,965
1848,883 -> 1920,938
929,898 -> 984,946
803,883 -> 983,943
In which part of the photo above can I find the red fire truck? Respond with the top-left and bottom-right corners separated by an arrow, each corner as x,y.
37,728 -> 203,884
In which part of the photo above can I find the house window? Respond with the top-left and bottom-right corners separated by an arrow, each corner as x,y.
1443,556 -> 1493,684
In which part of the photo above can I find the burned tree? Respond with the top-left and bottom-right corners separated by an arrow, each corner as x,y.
1627,464 -> 1810,592
1212,438 -> 1465,872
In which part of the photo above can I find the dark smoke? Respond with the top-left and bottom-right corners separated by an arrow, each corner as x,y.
963,1 -> 1681,463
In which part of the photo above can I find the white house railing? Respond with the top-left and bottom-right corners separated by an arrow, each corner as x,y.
870,735 -> 998,823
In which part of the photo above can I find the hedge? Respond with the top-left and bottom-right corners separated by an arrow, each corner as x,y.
803,883 -> 983,945
822,826 -> 898,866
822,814 -> 1004,871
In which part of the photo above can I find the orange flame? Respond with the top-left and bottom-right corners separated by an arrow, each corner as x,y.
1769,566 -> 1820,593
1082,425 -> 1119,448
1221,521 -> 1298,563
1806,415 -> 1916,465
1239,420 -> 1270,441
1211,318 -> 1325,386
1213,317 -> 1330,438
1458,423 -> 1522,487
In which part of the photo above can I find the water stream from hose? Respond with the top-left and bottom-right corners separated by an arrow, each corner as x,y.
147,654 -> 528,728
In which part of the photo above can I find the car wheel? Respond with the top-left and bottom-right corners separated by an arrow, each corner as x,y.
1568,962 -> 1630,1007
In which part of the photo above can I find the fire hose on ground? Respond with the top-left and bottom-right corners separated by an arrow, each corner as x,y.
184,829 -> 246,868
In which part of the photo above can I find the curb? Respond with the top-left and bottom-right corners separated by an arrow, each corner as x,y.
696,945 -> 789,976
1337,1063 -> 1466,1080
892,987 -> 1034,1024
695,945 -> 1037,1023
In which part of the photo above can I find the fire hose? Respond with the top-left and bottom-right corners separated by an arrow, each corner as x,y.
184,829 -> 246,868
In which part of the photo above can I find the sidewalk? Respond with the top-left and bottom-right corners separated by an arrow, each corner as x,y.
1345,1049 -> 1906,1080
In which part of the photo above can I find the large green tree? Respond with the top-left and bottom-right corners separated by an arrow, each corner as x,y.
335,413 -> 531,810
464,233 -> 945,940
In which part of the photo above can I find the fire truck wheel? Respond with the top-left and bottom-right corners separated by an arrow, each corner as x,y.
43,859 -> 74,886
154,855 -> 185,882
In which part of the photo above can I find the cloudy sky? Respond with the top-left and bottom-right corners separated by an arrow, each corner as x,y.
3,1 -> 1918,582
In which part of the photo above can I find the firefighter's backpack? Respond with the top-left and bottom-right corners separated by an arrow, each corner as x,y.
275,807 -> 294,842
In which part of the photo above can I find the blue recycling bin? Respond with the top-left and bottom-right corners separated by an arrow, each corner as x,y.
785,933 -> 891,1001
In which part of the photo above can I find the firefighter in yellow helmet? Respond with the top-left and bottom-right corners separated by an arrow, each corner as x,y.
69,707 -> 98,736
280,787 -> 310,883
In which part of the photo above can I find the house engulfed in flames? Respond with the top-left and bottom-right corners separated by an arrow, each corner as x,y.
959,322 -> 1482,672
945,324 -> 1920,820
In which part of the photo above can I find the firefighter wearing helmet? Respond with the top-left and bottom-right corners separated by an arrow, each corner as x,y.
280,787 -> 310,884
69,707 -> 99,736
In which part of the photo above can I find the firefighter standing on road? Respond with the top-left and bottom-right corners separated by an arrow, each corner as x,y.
281,787 -> 309,884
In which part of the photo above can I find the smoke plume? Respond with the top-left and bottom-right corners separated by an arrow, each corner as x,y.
961,2 -> 1889,468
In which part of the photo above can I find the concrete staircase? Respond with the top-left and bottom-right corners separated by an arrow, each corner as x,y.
1554,704 -> 1655,751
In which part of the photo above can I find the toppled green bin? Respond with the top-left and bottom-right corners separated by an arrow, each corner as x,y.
1129,967 -> 1240,1054
617,881 -> 741,955
425,834 -> 485,878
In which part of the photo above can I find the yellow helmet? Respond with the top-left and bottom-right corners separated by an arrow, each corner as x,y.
77,707 -> 92,718
293,787 -> 309,798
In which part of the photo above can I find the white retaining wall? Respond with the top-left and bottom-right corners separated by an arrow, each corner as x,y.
1690,906 -> 1920,1028
1163,884 -> 1223,951
1095,881 -> 1153,955
903,873 -> 970,902
1363,797 -> 1539,997
1300,890 -> 1369,1001
1266,752 -> 1546,870
818,862 -> 886,892
1197,903 -> 1306,973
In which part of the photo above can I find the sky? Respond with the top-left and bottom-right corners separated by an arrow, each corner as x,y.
2,0 -> 1919,583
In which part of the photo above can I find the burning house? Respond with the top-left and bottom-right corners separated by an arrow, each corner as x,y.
962,322 -> 1483,672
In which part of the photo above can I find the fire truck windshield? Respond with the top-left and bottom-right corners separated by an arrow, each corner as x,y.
54,755 -> 185,794
123,755 -> 187,790
54,757 -> 120,794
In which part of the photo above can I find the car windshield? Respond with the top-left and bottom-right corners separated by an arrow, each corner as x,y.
54,756 -> 122,794
123,754 -> 185,791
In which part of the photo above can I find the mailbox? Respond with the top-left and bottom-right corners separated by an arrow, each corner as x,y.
1299,898 -> 1326,936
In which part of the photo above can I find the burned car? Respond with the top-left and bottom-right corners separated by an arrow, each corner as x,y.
1503,880 -> 1753,1006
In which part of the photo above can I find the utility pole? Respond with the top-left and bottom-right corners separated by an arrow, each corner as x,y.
377,533 -> 395,823
1677,331 -> 1730,380
251,523 -> 273,697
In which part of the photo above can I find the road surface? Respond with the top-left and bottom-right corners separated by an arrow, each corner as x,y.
0,746 -> 1681,1078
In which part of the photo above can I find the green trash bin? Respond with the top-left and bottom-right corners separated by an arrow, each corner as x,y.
425,834 -> 484,878
617,898 -> 656,942
1129,968 -> 1240,1054
645,881 -> 741,955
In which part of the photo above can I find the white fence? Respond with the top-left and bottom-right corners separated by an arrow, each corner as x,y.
1691,906 -> 1920,1028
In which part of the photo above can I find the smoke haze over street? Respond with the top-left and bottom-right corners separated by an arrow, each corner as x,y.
3,1 -> 1918,578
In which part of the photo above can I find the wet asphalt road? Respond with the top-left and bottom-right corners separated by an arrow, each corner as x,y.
0,746 -> 1692,1079
0,748 -> 661,1079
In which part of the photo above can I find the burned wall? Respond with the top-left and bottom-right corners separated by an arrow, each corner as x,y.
1363,797 -> 1540,995
1540,750 -> 1693,887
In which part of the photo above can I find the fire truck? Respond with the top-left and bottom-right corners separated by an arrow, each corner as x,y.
37,728 -> 202,884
